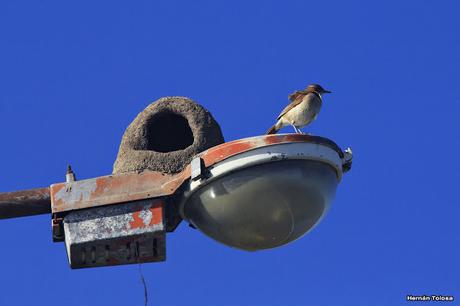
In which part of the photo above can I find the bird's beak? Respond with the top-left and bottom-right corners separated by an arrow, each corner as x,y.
323,89 -> 332,94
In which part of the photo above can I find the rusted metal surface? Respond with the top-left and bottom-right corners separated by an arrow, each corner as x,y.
52,216 -> 64,242
64,199 -> 165,268
50,134 -> 345,215
197,134 -> 344,168
50,170 -> 188,213
0,187 -> 51,219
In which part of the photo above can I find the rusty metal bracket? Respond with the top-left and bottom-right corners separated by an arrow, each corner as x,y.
49,170 -> 190,214
52,215 -> 64,242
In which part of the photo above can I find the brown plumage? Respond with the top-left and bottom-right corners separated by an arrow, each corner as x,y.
266,125 -> 279,135
267,84 -> 331,134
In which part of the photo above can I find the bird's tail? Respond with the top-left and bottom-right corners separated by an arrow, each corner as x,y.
266,121 -> 282,135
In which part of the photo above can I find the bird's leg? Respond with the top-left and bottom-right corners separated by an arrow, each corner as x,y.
290,124 -> 299,134
295,126 -> 303,134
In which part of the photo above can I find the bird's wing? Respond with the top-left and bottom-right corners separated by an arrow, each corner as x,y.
288,90 -> 305,101
277,94 -> 307,120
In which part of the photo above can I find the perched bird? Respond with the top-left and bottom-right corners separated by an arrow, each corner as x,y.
266,84 -> 331,134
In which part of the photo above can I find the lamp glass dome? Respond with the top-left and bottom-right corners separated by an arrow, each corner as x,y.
183,160 -> 338,251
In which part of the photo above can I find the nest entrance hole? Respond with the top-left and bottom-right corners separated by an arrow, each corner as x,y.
145,112 -> 194,153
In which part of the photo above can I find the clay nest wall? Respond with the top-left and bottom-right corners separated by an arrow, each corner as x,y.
113,96 -> 224,174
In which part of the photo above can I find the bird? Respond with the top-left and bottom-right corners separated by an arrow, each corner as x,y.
266,84 -> 331,134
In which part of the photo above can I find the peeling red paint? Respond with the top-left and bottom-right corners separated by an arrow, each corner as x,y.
129,202 -> 164,229
50,171 -> 185,213
149,206 -> 163,226
129,211 -> 146,229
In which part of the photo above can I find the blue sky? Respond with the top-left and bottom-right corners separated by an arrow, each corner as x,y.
1,1 -> 459,305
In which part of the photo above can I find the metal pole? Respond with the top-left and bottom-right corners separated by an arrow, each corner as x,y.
0,187 -> 51,219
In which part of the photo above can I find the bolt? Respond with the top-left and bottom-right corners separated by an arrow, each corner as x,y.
66,164 -> 76,183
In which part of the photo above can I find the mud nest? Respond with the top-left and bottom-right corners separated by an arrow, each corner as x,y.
113,96 -> 224,174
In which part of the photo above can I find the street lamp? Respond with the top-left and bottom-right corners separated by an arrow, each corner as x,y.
0,97 -> 352,268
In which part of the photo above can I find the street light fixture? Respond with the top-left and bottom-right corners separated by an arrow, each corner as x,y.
0,97 -> 352,268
